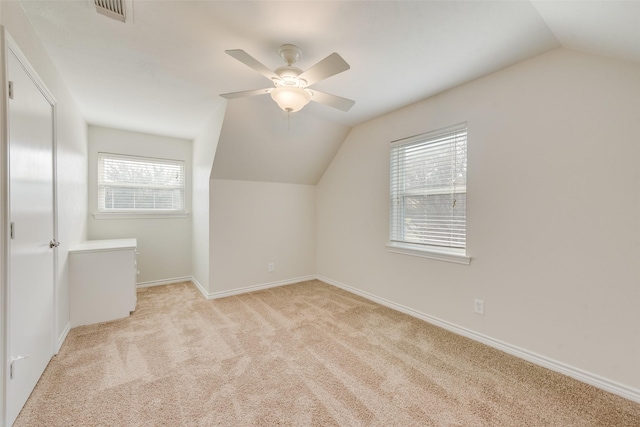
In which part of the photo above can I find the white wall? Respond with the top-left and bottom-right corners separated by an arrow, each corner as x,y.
1,1 -> 88,344
317,48 -> 640,395
87,126 -> 192,285
191,104 -> 225,294
209,179 -> 316,296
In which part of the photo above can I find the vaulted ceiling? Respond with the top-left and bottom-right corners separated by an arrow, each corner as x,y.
19,1 -> 640,185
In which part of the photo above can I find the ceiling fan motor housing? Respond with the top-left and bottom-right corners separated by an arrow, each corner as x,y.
274,66 -> 306,87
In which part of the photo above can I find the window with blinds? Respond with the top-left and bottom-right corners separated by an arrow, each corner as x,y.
390,123 -> 467,251
98,153 -> 185,212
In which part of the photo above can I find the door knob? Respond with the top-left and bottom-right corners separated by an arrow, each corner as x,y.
49,239 -> 60,248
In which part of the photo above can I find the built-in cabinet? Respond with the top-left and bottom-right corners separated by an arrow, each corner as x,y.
69,238 -> 138,327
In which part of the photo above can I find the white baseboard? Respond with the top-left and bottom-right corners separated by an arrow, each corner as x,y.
56,322 -> 71,354
193,275 -> 316,300
137,276 -> 192,288
317,275 -> 640,404
190,275 -> 209,299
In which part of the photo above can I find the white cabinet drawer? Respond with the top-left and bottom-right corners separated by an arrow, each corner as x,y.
69,238 -> 137,327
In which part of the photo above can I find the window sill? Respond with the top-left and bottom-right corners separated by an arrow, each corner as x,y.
93,212 -> 190,220
386,242 -> 471,265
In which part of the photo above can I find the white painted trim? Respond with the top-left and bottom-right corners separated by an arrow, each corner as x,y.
386,242 -> 471,265
136,276 -> 192,288
93,212 -> 190,220
55,322 -> 70,355
0,26 -> 9,427
189,276 -> 209,299
6,35 -> 56,105
192,276 -> 316,301
317,275 -> 640,404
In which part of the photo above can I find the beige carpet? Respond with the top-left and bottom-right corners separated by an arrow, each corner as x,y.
14,280 -> 640,426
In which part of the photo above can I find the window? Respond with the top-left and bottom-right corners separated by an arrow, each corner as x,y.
98,153 -> 185,213
388,122 -> 469,264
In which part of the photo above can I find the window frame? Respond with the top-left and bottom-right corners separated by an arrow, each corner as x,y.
387,123 -> 470,265
96,152 -> 187,219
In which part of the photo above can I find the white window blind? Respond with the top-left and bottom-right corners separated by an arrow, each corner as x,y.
390,122 -> 467,250
98,153 -> 185,212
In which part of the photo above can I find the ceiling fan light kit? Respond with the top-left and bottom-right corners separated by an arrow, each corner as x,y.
221,44 -> 355,113
271,87 -> 311,113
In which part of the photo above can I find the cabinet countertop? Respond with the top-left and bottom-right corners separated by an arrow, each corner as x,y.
69,238 -> 137,254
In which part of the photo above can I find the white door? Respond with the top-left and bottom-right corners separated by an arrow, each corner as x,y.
6,43 -> 56,426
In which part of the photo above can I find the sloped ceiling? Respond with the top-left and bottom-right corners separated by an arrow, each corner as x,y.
212,98 -> 351,185
531,1 -> 640,63
18,1 -> 640,185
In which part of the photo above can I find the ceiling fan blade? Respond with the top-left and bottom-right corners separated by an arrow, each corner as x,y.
225,49 -> 279,81
220,88 -> 273,99
308,89 -> 355,112
299,53 -> 350,86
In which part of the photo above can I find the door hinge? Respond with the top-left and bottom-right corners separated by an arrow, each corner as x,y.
8,81 -> 13,99
10,354 -> 31,379
10,221 -> 15,239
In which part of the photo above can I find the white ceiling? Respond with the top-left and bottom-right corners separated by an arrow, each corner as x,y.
18,1 -> 640,184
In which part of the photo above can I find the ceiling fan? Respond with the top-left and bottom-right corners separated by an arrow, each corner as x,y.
220,44 -> 355,113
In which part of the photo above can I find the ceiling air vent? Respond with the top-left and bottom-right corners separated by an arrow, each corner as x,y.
94,0 -> 126,22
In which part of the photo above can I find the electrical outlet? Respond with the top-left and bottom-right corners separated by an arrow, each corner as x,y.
268,262 -> 275,272
474,299 -> 485,315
